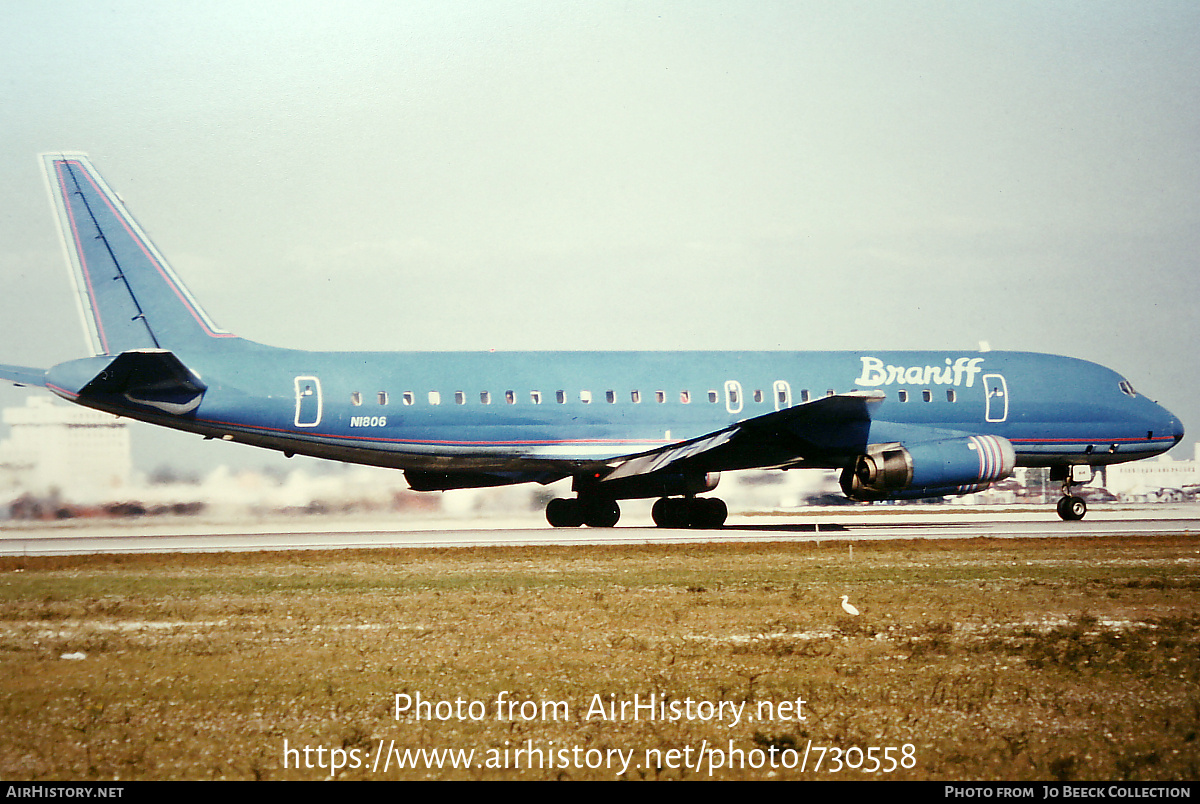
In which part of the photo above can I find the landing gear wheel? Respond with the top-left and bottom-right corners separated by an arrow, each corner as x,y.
581,498 -> 620,528
651,497 -> 727,529
1056,495 -> 1087,521
695,497 -> 727,529
1053,466 -> 1089,522
652,497 -> 687,528
546,497 -> 584,528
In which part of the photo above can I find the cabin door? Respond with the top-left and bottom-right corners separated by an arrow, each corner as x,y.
724,380 -> 743,414
983,373 -> 1008,423
294,375 -> 323,427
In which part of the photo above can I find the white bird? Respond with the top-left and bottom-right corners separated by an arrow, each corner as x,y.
840,595 -> 860,616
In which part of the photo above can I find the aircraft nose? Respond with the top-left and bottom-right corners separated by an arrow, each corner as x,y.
1170,414 -> 1185,446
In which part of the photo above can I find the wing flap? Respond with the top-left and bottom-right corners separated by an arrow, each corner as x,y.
602,390 -> 885,482
603,427 -> 739,481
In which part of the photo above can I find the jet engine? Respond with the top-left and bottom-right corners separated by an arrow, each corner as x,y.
840,435 -> 1015,502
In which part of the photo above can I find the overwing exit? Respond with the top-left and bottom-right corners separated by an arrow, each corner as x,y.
0,155 -> 1184,527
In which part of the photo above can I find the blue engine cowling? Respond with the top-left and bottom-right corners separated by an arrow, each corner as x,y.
840,435 -> 1016,502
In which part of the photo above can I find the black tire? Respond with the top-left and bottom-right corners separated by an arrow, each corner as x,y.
1056,496 -> 1071,520
694,497 -> 727,529
1056,495 -> 1087,521
546,497 -> 584,527
651,497 -> 687,528
581,498 -> 620,528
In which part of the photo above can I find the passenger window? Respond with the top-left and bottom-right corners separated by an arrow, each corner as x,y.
377,392 -> 388,406
680,390 -> 690,404
480,391 -> 491,404
531,390 -> 542,404
606,390 -> 615,403
505,390 -> 515,404
774,380 -> 791,408
946,389 -> 956,403
800,390 -> 810,403
708,390 -> 718,403
898,390 -> 908,403
922,389 -> 932,402
351,392 -> 362,406
655,391 -> 666,403
753,389 -> 763,404
580,390 -> 592,404
454,391 -> 465,405
631,390 -> 641,403
428,391 -> 441,405
556,390 -> 566,404
402,392 -> 414,406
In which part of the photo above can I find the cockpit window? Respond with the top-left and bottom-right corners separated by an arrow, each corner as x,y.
1119,380 -> 1137,397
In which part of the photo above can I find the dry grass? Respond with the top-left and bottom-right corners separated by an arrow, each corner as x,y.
0,534 -> 1197,780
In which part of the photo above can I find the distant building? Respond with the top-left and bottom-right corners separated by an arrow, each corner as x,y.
0,397 -> 131,497
1104,443 -> 1200,499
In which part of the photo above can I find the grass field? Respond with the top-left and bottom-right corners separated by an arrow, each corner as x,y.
0,533 -> 1197,780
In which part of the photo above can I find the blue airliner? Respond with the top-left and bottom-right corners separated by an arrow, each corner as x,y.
0,155 -> 1184,527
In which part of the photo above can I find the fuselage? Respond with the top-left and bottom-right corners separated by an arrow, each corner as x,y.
44,341 -> 1184,478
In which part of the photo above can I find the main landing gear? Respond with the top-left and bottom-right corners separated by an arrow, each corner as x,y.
544,495 -> 728,529
545,496 -> 620,528
651,496 -> 727,529
1050,466 -> 1087,521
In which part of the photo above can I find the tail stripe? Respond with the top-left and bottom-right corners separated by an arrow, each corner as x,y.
56,160 -> 145,353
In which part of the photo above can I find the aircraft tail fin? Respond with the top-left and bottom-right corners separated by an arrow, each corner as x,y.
42,154 -> 238,355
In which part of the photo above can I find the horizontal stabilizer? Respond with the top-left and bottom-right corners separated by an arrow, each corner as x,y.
77,349 -> 207,415
0,363 -> 47,388
603,390 -> 885,481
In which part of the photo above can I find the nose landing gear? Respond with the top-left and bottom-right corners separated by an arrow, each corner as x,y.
1051,466 -> 1088,521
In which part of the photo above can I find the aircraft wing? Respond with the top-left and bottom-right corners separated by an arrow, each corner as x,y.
0,364 -> 47,388
602,390 -> 885,481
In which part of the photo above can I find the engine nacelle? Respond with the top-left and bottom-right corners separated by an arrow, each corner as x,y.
840,435 -> 1015,502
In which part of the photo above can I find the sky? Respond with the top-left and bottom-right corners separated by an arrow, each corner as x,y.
0,0 -> 1198,475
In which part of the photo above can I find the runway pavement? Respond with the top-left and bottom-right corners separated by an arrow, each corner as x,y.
0,504 -> 1197,556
